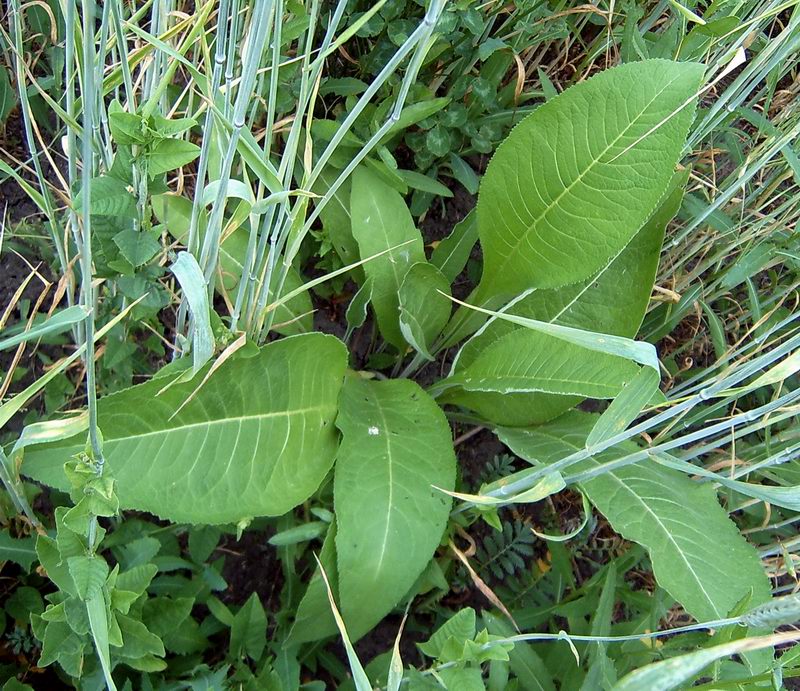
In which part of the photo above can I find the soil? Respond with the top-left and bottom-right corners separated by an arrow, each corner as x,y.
0,111 -> 48,225
0,251 -> 60,437
218,528 -> 284,611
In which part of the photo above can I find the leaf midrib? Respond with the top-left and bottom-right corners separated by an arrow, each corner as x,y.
487,72 -> 684,281
533,428 -> 720,617
99,404 -> 330,447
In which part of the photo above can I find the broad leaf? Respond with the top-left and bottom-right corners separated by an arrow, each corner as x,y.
23,334 -> 348,524
444,179 -> 684,426
334,376 -> 456,639
458,178 -> 685,368
67,556 -> 109,601
76,176 -> 137,217
0,533 -> 37,571
313,167 -> 361,272
398,262 -> 451,360
113,229 -> 161,267
477,59 -> 703,298
147,138 -> 201,177
438,328 -> 640,426
350,167 -> 425,348
499,412 -> 771,621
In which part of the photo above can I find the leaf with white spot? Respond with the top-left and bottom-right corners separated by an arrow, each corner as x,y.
334,376 -> 456,639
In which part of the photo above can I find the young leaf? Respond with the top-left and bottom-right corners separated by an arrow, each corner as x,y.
418,608 -> 477,659
230,592 -> 267,661
398,263 -> 452,360
334,376 -> 456,639
477,59 -> 703,298
350,166 -> 425,348
67,556 -> 109,601
23,334 -> 348,524
430,210 -> 479,284
499,412 -> 771,621
147,138 -> 201,177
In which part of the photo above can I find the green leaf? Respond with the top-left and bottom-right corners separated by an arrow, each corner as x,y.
438,667 -> 484,690
23,334 -> 348,524
459,176 -> 684,368
499,412 -> 771,621
394,169 -> 453,198
67,556 -> 109,601
142,597 -> 193,638
86,592 -> 115,690
334,377 -> 456,639
147,138 -> 200,177
113,229 -> 161,267
108,101 -> 146,144
444,180 -> 683,427
0,532 -> 37,571
0,66 -> 18,124
345,279 -> 373,339
350,167 -> 425,348
483,612 -> 555,691
439,328 -> 640,426
230,592 -> 267,661
313,168 -> 361,272
477,59 -> 703,298
398,263 -> 452,360
287,520 -> 339,645
612,632 -> 797,691
430,211 -> 479,284
418,608 -> 476,659
75,176 -> 137,217
36,535 -> 76,596
116,614 -> 166,659
268,266 -> 314,336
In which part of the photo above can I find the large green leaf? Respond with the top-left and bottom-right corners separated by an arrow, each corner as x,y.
477,59 -> 703,298
442,178 -> 683,426
438,328 -> 640,426
23,334 -> 348,524
458,177 -> 684,369
499,412 -> 771,621
350,167 -> 425,348
334,376 -> 456,639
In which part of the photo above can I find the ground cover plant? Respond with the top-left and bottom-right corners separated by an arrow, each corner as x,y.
0,0 -> 800,688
